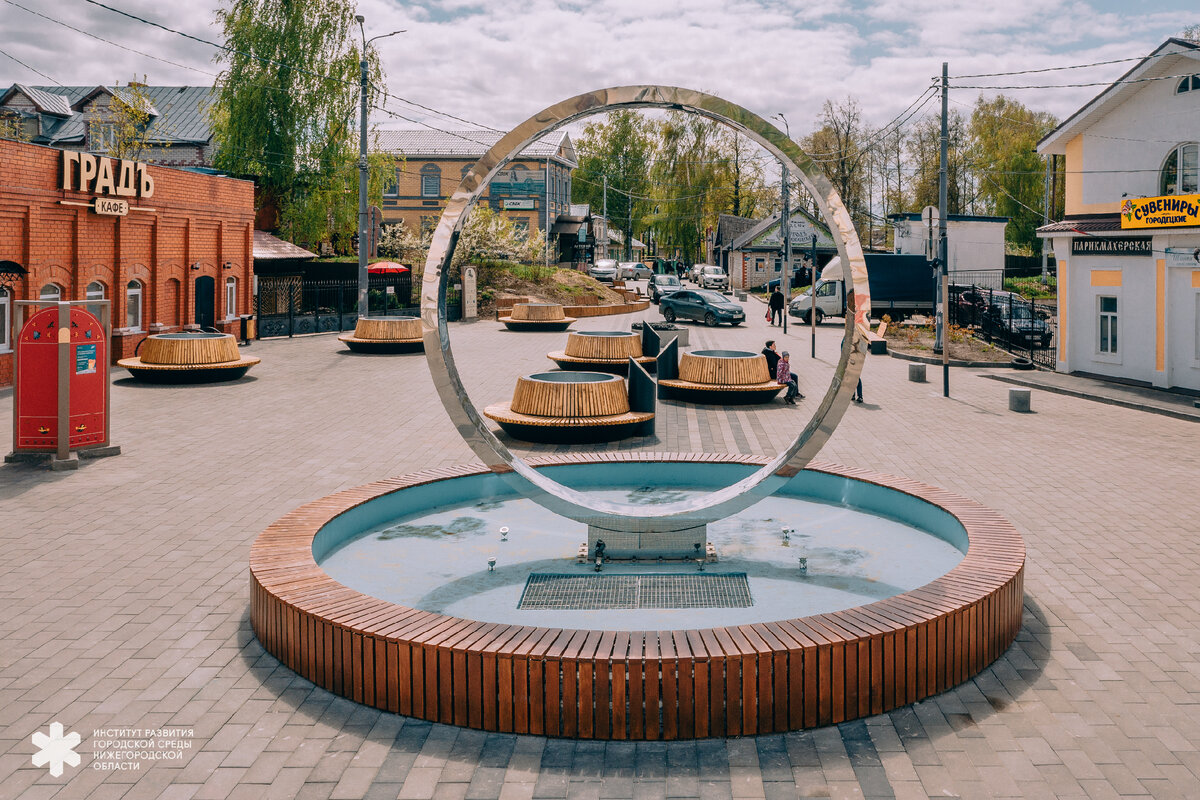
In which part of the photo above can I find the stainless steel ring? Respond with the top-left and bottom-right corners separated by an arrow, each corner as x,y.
421,86 -> 871,533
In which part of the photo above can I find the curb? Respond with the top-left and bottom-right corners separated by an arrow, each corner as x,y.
985,373 -> 1200,424
888,350 -> 1012,369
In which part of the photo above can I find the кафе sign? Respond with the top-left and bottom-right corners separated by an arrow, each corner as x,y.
58,150 -> 155,217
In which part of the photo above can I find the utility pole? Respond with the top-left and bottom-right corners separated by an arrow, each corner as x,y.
938,61 -> 950,397
1040,152 -> 1052,282
355,17 -> 403,318
810,234 -> 817,358
602,175 -> 608,261
781,165 -> 790,334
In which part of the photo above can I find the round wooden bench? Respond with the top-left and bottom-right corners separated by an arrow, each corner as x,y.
117,332 -> 259,383
338,316 -> 424,353
499,303 -> 576,332
547,331 -> 657,374
484,372 -> 653,443
658,349 -> 783,404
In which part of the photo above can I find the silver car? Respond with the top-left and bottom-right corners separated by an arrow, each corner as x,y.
587,259 -> 618,282
618,262 -> 653,280
699,265 -> 728,290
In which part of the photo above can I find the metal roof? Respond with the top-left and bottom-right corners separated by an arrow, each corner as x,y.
4,84 -> 72,116
253,230 -> 317,261
374,129 -> 577,166
1036,214 -> 1123,234
6,85 -> 216,145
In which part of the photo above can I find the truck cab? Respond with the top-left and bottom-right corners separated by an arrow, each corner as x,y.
789,280 -> 842,324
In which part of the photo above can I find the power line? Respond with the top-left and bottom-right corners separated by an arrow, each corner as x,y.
950,50 -> 1177,79
953,70 -> 1200,90
0,46 -> 64,87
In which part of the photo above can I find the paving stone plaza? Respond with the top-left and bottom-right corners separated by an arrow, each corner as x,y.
2,304 -> 1198,800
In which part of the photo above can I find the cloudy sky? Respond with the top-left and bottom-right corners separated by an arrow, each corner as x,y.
1,0 -> 1195,136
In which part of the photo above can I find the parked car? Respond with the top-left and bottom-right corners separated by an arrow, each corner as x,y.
618,262 -> 653,280
659,289 -> 746,327
648,273 -> 683,303
765,266 -> 813,293
981,296 -> 1052,348
698,265 -> 729,290
587,259 -> 618,282
951,286 -> 1020,327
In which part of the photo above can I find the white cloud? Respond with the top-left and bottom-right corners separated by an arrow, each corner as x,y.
0,0 -> 1190,139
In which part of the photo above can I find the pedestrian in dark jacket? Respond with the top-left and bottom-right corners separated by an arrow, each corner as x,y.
761,340 -> 780,379
769,289 -> 785,326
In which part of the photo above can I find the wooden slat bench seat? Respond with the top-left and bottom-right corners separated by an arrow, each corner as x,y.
249,453 -> 1025,741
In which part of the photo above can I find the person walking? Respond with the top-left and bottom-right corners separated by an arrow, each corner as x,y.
768,288 -> 785,326
761,340 -> 780,380
777,351 -> 802,404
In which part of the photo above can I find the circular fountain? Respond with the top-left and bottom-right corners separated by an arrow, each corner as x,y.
250,85 -> 1025,739
118,331 -> 259,383
251,453 -> 1024,738
658,349 -> 783,404
338,316 -> 424,353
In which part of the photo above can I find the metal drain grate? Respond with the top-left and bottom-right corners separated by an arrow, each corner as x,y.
518,573 -> 752,610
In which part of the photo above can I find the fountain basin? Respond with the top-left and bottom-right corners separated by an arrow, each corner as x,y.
250,453 -> 1024,739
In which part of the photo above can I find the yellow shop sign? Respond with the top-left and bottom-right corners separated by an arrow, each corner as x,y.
1121,194 -> 1200,228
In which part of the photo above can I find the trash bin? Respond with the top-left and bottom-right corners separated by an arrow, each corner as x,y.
239,314 -> 255,346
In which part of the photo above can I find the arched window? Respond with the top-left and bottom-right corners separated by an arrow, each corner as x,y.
126,280 -> 143,330
225,276 -> 237,319
86,281 -> 105,300
1160,143 -> 1199,195
1176,75 -> 1200,94
39,283 -> 62,301
420,163 -> 441,198
0,287 -> 9,352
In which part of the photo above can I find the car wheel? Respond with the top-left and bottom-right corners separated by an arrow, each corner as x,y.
704,312 -> 717,327
814,309 -> 824,325
663,307 -> 676,322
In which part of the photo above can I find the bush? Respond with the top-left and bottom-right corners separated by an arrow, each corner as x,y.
1004,276 -> 1056,299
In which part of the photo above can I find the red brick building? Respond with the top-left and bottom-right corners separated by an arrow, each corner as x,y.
0,139 -> 254,386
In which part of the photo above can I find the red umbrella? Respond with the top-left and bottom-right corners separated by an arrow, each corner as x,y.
367,262 -> 410,274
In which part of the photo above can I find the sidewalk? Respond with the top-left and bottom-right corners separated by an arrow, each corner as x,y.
986,368 -> 1200,422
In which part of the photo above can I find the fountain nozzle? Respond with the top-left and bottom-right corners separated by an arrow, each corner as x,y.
798,557 -> 807,575
500,526 -> 509,541
487,556 -> 497,572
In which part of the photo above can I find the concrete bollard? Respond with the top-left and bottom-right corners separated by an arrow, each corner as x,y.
1008,387 -> 1032,413
908,363 -> 927,383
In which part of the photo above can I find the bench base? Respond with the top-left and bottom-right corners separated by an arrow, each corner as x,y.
117,356 -> 259,384
658,379 -> 784,405
338,335 -> 424,354
547,352 -> 657,374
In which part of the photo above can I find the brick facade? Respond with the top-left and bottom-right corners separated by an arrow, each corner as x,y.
0,139 -> 254,387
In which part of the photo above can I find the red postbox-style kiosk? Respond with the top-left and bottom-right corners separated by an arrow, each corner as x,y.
6,300 -> 120,470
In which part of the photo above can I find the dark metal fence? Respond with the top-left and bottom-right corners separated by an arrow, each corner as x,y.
948,284 -> 1056,368
257,276 -> 460,339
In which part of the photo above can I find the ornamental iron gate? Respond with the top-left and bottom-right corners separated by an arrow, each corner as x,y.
256,275 -> 460,339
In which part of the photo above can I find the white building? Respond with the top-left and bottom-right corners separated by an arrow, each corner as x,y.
889,213 -> 1008,288
1037,37 -> 1200,391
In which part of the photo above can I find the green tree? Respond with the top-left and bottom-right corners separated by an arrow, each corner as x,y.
212,0 -> 386,252
802,98 -> 873,236
907,109 -> 970,215
571,110 -> 654,259
99,78 -> 165,162
968,95 -> 1058,254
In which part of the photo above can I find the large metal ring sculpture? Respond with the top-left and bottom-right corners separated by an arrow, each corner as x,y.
422,86 -> 872,534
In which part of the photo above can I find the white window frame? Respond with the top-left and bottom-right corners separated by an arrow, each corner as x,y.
126,279 -> 143,331
0,287 -> 9,352
39,283 -> 62,301
1161,143 -> 1199,196
420,164 -> 441,198
225,276 -> 237,320
86,281 -> 105,301
1096,294 -> 1120,363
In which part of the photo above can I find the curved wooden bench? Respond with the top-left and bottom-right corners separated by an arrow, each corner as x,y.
659,350 -> 784,404
249,453 -> 1026,740
484,372 -> 651,443
499,303 -> 577,332
118,333 -> 259,384
562,300 -> 651,318
338,317 -> 424,354
547,331 -> 657,374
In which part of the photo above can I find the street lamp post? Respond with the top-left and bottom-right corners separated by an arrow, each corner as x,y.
356,16 -> 404,319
